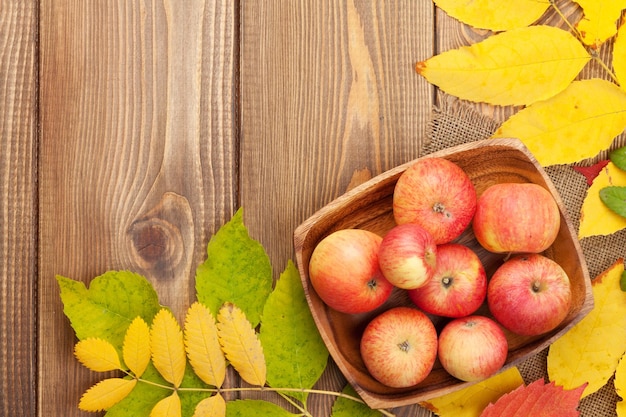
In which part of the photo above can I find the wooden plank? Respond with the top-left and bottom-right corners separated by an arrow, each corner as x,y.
240,1 -> 435,415
0,2 -> 38,416
38,1 -> 238,415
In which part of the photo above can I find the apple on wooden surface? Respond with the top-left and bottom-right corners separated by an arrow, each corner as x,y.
438,315 -> 508,382
488,254 -> 572,336
393,157 -> 477,244
408,243 -> 486,318
472,182 -> 560,254
308,229 -> 393,314
378,223 -> 437,290
360,307 -> 438,388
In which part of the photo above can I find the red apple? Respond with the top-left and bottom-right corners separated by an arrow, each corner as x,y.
408,243 -> 486,317
488,254 -> 571,336
360,307 -> 438,388
378,223 -> 437,289
472,182 -> 560,254
308,229 -> 393,314
438,315 -> 508,382
393,157 -> 477,244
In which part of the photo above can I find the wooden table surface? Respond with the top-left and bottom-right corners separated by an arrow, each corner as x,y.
1,1 -> 597,416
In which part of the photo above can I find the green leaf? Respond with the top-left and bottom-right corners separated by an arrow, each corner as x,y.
600,186 -> 626,218
225,399 -> 297,417
195,208 -> 273,327
259,260 -> 329,404
610,146 -> 626,171
57,271 -> 162,352
621,270 -> 626,292
331,385 -> 382,417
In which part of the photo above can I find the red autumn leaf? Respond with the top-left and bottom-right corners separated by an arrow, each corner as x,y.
480,378 -> 586,417
573,159 -> 609,186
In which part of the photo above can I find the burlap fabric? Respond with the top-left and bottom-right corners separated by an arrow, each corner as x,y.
423,95 -> 626,416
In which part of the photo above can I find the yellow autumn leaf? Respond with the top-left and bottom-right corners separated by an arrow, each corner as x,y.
434,0 -> 550,31
415,25 -> 590,106
123,316 -> 151,378
193,394 -> 226,417
74,338 -> 122,372
614,17 -> 626,90
420,367 -> 524,417
573,0 -> 626,48
616,352 -> 626,416
216,302 -> 266,386
184,302 -> 226,388
493,78 -> 626,166
151,308 -> 186,388
548,259 -> 626,398
78,378 -> 137,412
150,391 -> 181,417
579,162 -> 626,238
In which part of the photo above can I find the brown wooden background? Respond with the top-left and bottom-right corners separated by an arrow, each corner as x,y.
0,1 -> 601,416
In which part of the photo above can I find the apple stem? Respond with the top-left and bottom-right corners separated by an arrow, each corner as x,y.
532,280 -> 542,293
397,340 -> 411,352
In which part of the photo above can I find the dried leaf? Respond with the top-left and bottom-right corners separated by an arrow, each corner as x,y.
600,186 -> 626,217
420,367 -> 524,417
150,391 -> 181,417
415,26 -> 590,106
548,259 -> 626,397
572,160 -> 610,186
184,302 -> 226,388
579,162 -> 626,238
573,0 -> 626,48
151,309 -> 186,388
74,338 -> 122,372
193,394 -> 226,417
123,316 -> 151,378
616,352 -> 626,416
217,302 -> 266,386
615,17 -> 626,89
480,379 -> 585,417
493,79 -> 626,166
433,0 -> 549,31
78,378 -> 137,412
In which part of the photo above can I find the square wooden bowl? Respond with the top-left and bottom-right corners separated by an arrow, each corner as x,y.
293,138 -> 593,409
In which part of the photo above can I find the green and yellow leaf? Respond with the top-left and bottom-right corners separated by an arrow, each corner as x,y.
614,17 -> 626,90
193,394 -> 226,417
616,352 -> 626,416
225,399 -> 298,417
331,385 -> 383,417
150,391 -> 181,417
433,0 -> 550,31
123,316 -> 151,377
573,0 -> 626,48
493,79 -> 626,166
74,338 -> 122,372
151,308 -> 186,388
419,367 -> 524,417
184,302 -> 226,388
548,259 -> 626,398
217,302 -> 266,386
579,162 -> 626,238
415,25 -> 590,106
78,378 -> 137,412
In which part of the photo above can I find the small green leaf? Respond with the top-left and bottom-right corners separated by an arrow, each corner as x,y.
621,270 -> 626,292
57,271 -> 162,352
225,399 -> 297,417
610,146 -> 626,171
331,385 -> 383,417
599,186 -> 626,218
195,208 -> 273,327
259,260 -> 329,404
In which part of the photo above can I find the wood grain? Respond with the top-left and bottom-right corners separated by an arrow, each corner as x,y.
0,2 -> 38,416
38,1 -> 238,415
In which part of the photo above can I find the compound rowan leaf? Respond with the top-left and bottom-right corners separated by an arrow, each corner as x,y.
573,0 -> 626,48
548,259 -> 626,398
150,391 -> 181,417
433,0 -> 549,31
193,394 -> 226,417
151,309 -> 186,388
420,367 -> 524,417
415,26 -> 590,106
479,379 -> 585,417
493,79 -> 626,166
123,316 -> 151,378
579,162 -> 626,238
217,302 -> 266,386
74,337 -> 122,372
184,302 -> 226,388
78,378 -> 137,412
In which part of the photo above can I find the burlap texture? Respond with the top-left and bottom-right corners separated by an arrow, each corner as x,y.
424,95 -> 625,417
